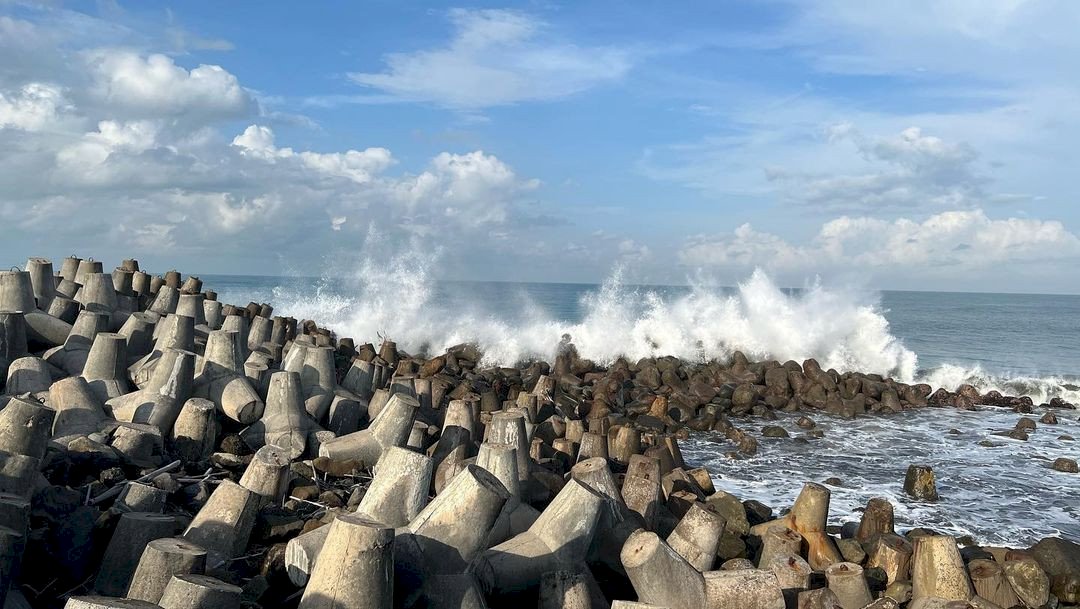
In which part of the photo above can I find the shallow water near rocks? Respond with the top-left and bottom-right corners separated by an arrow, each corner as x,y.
682,406 -> 1080,547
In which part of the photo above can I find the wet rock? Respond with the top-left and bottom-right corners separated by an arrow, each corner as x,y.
731,383 -> 757,410
1041,412 -> 1059,424
993,429 -> 1029,441
762,425 -> 789,438
1016,417 -> 1038,432
903,464 -> 939,501
796,416 -> 816,429
1052,458 -> 1078,473
1030,537 -> 1080,604
822,477 -> 844,487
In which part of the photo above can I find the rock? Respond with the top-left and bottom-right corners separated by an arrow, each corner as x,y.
312,456 -> 360,477
706,491 -> 750,536
1003,557 -> 1051,608
822,477 -> 844,487
1030,537 -> 1080,604
762,426 -> 789,438
732,384 -> 757,409
993,429 -> 1029,441
837,537 -> 866,564
1041,412 -> 1059,424
1051,458 -> 1078,473
1016,417 -> 1038,432
743,500 -> 772,526
796,416 -> 816,429
904,464 -> 939,501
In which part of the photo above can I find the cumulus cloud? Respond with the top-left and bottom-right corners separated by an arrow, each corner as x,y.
348,9 -> 632,109
232,124 -> 395,183
680,209 -> 1080,281
767,126 -> 989,211
0,82 -> 71,131
86,49 -> 253,118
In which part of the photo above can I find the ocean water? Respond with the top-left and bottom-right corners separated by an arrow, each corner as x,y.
202,267 -> 1080,545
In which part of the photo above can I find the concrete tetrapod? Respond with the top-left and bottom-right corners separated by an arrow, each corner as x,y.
117,313 -> 157,364
50,377 -> 108,438
767,554 -> 814,608
484,411 -> 532,489
356,446 -> 433,527
130,314 -> 194,388
158,574 -> 242,609
704,569 -> 786,609
911,535 -> 974,602
238,444 -> 292,505
750,482 -> 842,570
94,512 -> 177,596
194,330 -> 264,427
866,533 -> 913,585
620,529 -> 707,609
5,356 -> 51,395
430,399 -> 476,470
395,465 -> 510,606
319,393 -> 419,467
81,333 -> 131,401
24,257 -> 55,309
967,559 -> 1019,609
298,514 -> 394,609
570,457 -> 642,575
64,597 -> 161,609
168,398 -> 218,463
283,344 -> 335,421
45,310 -> 109,375
285,521 -> 334,587
241,371 -> 319,459
758,527 -> 805,570
473,479 -> 606,599
108,348 -> 195,435
0,397 -> 54,460
824,562 -> 873,609
182,480 -> 260,568
666,501 -> 725,572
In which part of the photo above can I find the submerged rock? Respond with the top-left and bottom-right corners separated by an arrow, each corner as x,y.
904,464 -> 939,501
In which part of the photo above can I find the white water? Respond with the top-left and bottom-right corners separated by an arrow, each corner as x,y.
216,248 -> 1079,403
262,249 -> 918,378
683,407 -> 1080,546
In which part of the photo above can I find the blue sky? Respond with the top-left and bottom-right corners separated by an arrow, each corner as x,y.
2,1 -> 1079,292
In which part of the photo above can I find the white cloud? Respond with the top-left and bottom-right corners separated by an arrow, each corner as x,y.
86,50 -> 253,118
348,9 -> 632,109
232,124 -> 395,183
768,126 -> 988,211
0,82 -> 71,131
681,209 -> 1080,280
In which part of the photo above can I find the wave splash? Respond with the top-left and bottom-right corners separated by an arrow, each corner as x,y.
266,249 -> 918,381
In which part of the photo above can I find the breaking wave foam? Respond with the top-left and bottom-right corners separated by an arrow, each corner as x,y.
919,363 -> 1080,405
213,247 -> 1080,403
264,249 -> 918,381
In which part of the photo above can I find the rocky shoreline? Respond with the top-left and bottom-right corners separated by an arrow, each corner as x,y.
0,255 -> 1077,609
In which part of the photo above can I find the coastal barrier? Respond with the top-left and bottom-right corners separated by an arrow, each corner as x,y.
0,257 -> 1076,609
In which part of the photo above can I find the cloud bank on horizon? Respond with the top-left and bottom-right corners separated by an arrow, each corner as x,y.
1,1 -> 1078,292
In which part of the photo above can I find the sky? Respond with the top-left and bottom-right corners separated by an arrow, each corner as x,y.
1,0 -> 1079,293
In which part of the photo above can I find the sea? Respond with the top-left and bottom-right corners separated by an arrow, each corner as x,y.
201,267 -> 1080,546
